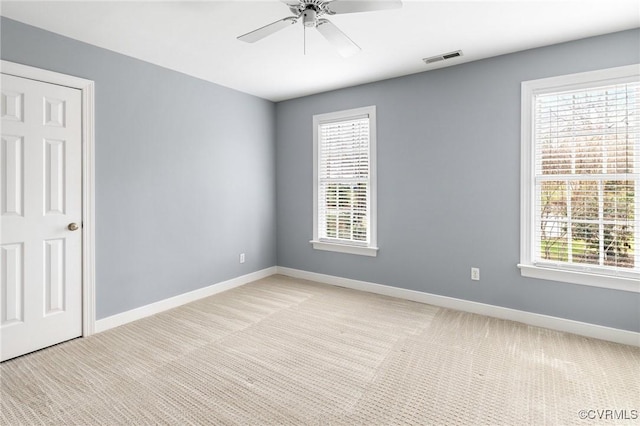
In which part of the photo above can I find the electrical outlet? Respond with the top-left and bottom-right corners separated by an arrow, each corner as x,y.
240,253 -> 245,264
471,267 -> 480,281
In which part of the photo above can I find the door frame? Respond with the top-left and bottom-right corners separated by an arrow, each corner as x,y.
1,60 -> 96,336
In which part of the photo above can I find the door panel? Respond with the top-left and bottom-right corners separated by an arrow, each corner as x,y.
1,74 -> 82,361
1,243 -> 23,325
1,135 -> 23,216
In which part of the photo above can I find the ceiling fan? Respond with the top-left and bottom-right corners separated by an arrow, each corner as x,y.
237,0 -> 402,57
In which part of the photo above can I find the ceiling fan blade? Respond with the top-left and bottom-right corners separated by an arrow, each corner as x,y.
327,0 -> 402,15
237,17 -> 297,43
280,0 -> 302,6
280,0 -> 304,14
316,19 -> 361,58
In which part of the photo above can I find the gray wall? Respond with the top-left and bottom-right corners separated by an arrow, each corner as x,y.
1,18 -> 277,319
276,29 -> 640,332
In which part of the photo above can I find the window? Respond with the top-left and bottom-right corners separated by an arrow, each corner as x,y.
520,65 -> 639,292
311,106 -> 378,256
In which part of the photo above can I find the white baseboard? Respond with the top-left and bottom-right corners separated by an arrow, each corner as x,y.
276,266 -> 640,347
93,265 -> 639,347
94,267 -> 277,333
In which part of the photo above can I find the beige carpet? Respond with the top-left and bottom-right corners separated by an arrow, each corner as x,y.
1,275 -> 639,425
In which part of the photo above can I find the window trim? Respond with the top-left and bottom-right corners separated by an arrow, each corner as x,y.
311,105 -> 378,257
519,64 -> 640,293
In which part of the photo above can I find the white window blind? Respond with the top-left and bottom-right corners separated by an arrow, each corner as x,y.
318,115 -> 370,243
532,80 -> 639,279
312,106 -> 377,256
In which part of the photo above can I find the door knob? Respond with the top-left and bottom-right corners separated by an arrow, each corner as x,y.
68,223 -> 79,231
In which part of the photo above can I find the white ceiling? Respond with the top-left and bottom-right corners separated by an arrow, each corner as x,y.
1,0 -> 638,101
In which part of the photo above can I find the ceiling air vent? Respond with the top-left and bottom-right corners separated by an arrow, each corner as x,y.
423,50 -> 463,65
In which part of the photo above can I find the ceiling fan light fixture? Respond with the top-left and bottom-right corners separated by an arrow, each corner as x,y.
302,8 -> 318,27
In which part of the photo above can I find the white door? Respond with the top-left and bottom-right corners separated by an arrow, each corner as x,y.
1,74 -> 82,361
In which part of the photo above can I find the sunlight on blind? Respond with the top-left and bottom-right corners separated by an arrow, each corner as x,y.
533,81 -> 640,277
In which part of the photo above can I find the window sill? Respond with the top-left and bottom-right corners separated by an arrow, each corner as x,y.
517,264 -> 639,293
310,240 -> 378,257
